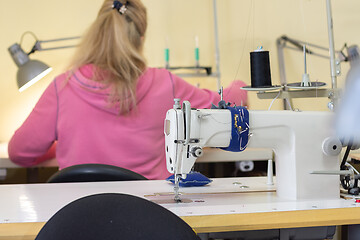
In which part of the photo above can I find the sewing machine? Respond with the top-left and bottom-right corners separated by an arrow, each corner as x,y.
164,100 -> 342,201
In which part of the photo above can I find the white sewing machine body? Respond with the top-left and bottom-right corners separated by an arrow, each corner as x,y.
164,103 -> 341,200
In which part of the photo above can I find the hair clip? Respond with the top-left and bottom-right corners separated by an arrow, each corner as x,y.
112,1 -> 128,15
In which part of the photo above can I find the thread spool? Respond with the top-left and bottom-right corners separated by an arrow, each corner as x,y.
250,49 -> 272,88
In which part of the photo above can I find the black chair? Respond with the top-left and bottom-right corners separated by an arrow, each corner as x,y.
35,193 -> 200,240
47,164 -> 147,183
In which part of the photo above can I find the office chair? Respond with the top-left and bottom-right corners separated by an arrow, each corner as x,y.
35,193 -> 200,240
47,164 -> 147,183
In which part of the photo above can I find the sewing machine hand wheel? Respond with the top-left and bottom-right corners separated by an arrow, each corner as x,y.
340,165 -> 355,190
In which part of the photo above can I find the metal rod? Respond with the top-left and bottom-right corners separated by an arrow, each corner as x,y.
276,38 -> 287,86
282,36 -> 331,52
311,170 -> 352,175
304,45 -> 307,74
326,0 -> 337,90
257,89 -> 336,100
39,45 -> 78,51
276,37 -> 292,110
38,36 -> 81,43
213,0 -> 221,91
283,46 -> 331,60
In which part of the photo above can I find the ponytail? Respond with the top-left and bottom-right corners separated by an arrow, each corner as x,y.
68,0 -> 147,114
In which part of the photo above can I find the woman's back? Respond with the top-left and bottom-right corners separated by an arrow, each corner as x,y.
56,66 -> 177,179
8,64 -> 247,179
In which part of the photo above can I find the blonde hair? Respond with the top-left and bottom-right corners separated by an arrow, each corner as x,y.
69,0 -> 147,113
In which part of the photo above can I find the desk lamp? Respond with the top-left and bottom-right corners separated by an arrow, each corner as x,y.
8,43 -> 52,92
8,32 -> 79,92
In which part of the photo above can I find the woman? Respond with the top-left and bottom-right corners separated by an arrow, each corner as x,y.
8,0 -> 247,180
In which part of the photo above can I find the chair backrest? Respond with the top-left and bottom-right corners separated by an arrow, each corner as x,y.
35,193 -> 200,240
47,164 -> 147,183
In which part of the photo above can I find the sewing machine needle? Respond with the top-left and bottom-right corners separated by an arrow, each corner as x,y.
174,175 -> 181,203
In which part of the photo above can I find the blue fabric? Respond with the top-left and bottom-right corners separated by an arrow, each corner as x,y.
166,171 -> 212,187
221,106 -> 249,152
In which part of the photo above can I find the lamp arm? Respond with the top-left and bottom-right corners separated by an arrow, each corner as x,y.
38,36 -> 80,43
281,45 -> 331,60
28,36 -> 81,55
35,45 -> 78,51
278,35 -> 346,60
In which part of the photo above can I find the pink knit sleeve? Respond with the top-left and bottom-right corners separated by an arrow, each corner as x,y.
8,80 -> 59,167
170,72 -> 248,108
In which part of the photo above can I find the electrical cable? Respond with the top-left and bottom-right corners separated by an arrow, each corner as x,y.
19,31 -> 38,46
285,98 -> 293,111
168,71 -> 176,99
341,143 -> 352,169
268,91 -> 281,111
224,0 -> 254,102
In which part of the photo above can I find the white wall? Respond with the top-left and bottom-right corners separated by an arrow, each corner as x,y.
1,0 -> 360,141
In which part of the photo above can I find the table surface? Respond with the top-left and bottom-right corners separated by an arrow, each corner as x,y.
0,177 -> 360,240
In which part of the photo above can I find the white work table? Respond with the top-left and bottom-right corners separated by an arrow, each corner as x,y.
0,177 -> 360,240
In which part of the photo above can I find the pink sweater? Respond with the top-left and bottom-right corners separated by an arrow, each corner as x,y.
8,65 -> 247,180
